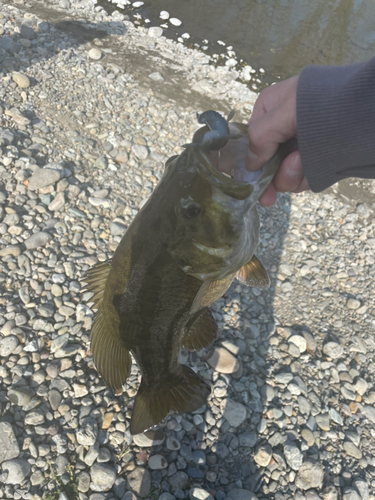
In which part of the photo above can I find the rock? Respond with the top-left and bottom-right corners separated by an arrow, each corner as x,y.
328,408 -> 343,425
284,442 -> 303,470
289,335 -> 307,353
170,17 -> 182,26
226,490 -> 258,500
189,488 -> 214,500
148,27 -> 163,38
28,168 -> 61,190
25,410 -> 44,426
352,479 -> 369,500
94,155 -> 108,169
88,48 -> 102,60
148,454 -> 167,470
85,443 -> 100,466
322,485 -> 338,500
220,398 -> 247,427
166,436 -> 181,450
110,221 -> 126,236
169,471 -> 189,492
260,384 -> 276,401
127,467 -> 151,497
48,192 -> 65,211
77,418 -> 98,446
30,470 -> 45,486
131,144 -> 149,160
148,72 -> 164,82
20,25 -> 36,39
207,347 -> 240,373
90,463 -> 116,491
354,377 -> 368,395
295,460 -> 324,490
301,429 -> 315,447
12,72 -> 31,89
363,405 -> 375,423
0,423 -> 20,464
78,471 -> 91,493
160,10 -> 169,19
343,488 -> 361,500
253,444 -> 272,467
1,459 -> 31,484
238,431 -> 257,447
160,494 -> 176,500
8,388 -> 33,407
343,441 -> 362,459
0,37 -> 20,53
0,245 -> 22,257
25,232 -> 52,250
212,442 -> 228,459
323,342 -> 344,359
316,413 -> 330,431
0,335 -> 19,357
48,389 -> 62,411
347,298 -> 361,310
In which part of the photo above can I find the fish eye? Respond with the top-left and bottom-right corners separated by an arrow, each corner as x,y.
183,204 -> 201,219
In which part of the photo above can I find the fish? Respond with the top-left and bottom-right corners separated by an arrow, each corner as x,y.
83,110 -> 282,435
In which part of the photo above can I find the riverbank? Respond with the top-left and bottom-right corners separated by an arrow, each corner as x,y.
0,1 -> 374,500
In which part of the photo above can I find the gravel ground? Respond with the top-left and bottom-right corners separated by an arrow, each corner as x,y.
0,1 -> 375,500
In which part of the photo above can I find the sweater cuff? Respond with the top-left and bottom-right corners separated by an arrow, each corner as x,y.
297,59 -> 375,192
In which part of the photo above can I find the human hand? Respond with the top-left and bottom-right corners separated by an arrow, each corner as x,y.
246,75 -> 310,206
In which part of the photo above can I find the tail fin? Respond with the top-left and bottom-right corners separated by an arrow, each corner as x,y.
130,366 -> 210,435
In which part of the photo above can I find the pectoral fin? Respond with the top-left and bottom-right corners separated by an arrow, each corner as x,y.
190,273 -> 236,314
81,260 -> 112,310
130,366 -> 210,435
184,308 -> 218,352
236,255 -> 270,288
90,309 -> 131,395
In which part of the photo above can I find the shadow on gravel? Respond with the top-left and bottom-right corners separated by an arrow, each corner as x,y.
189,195 -> 294,497
0,13 -> 126,76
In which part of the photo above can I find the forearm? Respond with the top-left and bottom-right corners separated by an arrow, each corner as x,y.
297,57 -> 375,192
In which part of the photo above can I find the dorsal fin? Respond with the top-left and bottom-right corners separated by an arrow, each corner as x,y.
190,273 -> 235,314
81,260 -> 112,309
184,308 -> 218,352
236,255 -> 270,288
90,308 -> 132,395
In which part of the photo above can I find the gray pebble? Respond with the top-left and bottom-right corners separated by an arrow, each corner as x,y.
1,459 -> 30,485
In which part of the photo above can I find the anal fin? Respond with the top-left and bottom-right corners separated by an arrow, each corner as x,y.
184,308 -> 218,352
236,255 -> 270,288
130,366 -> 210,435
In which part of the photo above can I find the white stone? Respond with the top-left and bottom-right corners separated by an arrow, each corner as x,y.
170,18 -> 182,26
289,335 -> 307,353
159,10 -> 169,20
148,454 -> 168,470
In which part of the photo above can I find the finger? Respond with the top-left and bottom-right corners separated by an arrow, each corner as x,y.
294,176 -> 310,193
258,182 -> 277,207
273,151 -> 305,192
246,109 -> 285,171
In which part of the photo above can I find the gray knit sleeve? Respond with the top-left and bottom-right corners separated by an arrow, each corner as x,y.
296,57 -> 375,192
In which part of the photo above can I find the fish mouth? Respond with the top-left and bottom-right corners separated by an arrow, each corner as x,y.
193,242 -> 233,258
192,122 -> 261,201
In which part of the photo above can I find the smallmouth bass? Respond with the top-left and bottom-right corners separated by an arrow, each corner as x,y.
84,110 -> 282,435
